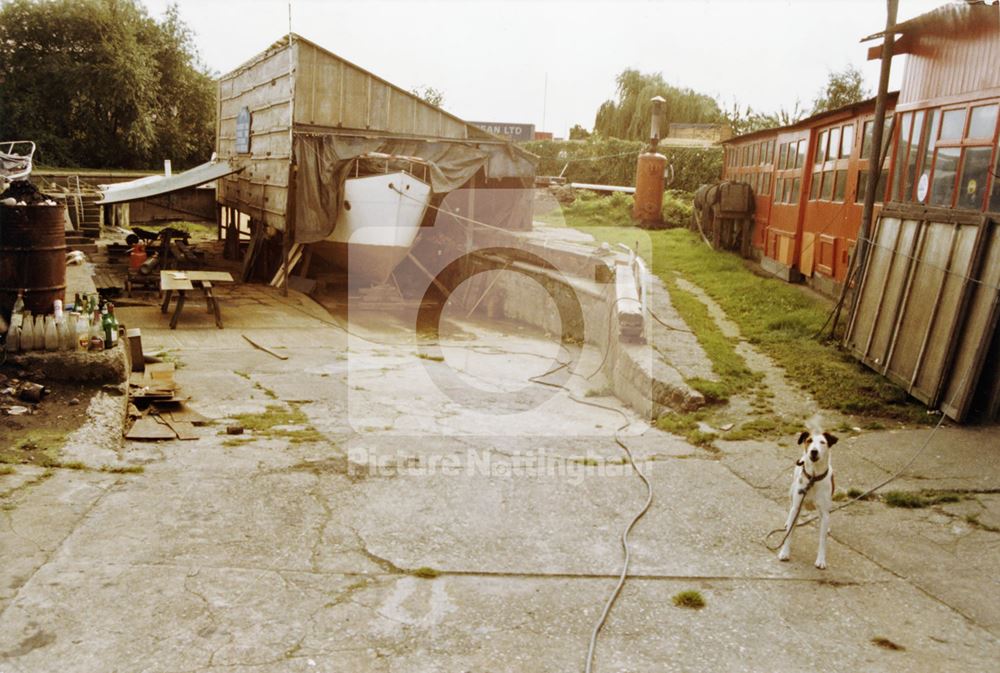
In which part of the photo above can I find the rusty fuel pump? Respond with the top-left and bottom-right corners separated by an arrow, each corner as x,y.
632,95 -> 667,227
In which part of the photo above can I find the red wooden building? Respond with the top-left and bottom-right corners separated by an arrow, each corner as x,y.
722,1 -> 1000,299
723,95 -> 899,295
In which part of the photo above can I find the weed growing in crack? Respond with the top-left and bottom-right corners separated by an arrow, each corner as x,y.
672,590 -> 706,609
882,490 -> 962,509
871,636 -> 904,651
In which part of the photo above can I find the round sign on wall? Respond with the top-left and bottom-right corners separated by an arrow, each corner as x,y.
917,172 -> 930,202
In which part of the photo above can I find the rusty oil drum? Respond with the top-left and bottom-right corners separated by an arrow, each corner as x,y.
632,152 -> 667,224
0,203 -> 68,316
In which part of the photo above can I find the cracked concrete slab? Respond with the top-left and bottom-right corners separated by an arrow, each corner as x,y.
1,284 -> 999,673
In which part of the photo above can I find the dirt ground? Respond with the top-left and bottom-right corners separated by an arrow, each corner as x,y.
0,372 -> 97,468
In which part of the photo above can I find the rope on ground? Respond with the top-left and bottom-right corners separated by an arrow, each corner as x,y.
527,356 -> 653,673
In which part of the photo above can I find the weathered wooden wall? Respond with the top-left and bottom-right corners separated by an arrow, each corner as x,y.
216,38 -> 294,231
293,40 -> 483,140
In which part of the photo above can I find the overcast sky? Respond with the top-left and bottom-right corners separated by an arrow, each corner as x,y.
142,0 -> 945,137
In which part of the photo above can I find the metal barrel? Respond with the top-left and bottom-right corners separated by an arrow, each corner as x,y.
0,204 -> 68,316
632,152 -> 667,224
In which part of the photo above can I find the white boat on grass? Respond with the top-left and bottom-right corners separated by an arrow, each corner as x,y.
317,152 -> 432,285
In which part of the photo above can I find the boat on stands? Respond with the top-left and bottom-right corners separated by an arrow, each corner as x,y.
317,152 -> 432,285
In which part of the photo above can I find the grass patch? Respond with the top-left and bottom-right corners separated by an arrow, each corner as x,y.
585,385 -> 613,398
672,590 -> 706,609
409,566 -> 441,579
722,416 -> 801,441
538,190 -> 636,228
416,352 -> 445,362
656,412 -> 719,450
234,370 -> 251,380
882,490 -> 962,509
0,465 -> 14,475
871,636 -> 905,651
661,280 -> 759,403
229,402 -> 325,445
686,430 -> 718,450
656,412 -> 702,435
100,465 -> 144,474
231,404 -> 308,433
1,430 -> 68,468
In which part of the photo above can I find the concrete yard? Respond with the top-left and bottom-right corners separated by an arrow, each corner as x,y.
1,283 -> 999,672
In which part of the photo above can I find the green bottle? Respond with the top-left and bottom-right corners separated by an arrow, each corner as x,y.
101,306 -> 112,349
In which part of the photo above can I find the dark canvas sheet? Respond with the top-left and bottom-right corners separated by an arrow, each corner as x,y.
293,135 -> 525,244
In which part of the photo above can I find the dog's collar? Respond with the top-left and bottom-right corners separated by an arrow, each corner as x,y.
795,460 -> 830,494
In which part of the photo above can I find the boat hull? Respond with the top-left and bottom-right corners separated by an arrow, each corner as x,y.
318,170 -> 431,285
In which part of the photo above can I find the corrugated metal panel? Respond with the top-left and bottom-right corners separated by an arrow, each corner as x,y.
899,24 -> 1000,107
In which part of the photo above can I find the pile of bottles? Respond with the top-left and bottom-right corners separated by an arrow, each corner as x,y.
3,290 -> 121,354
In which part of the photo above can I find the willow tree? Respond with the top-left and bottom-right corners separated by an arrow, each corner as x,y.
0,0 -> 215,169
594,69 -> 724,141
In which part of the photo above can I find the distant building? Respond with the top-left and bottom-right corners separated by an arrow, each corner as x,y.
468,122 -> 536,143
667,123 -> 733,144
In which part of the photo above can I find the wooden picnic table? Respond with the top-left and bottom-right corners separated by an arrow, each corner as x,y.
160,270 -> 234,329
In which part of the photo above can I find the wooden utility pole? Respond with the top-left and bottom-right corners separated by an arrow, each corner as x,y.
831,0 -> 898,338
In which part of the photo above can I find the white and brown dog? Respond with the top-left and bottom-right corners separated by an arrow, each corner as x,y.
778,430 -> 837,569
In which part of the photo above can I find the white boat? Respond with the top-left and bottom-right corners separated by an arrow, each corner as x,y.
319,153 -> 432,285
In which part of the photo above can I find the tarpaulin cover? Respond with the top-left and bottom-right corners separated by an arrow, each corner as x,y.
293,135 -> 502,244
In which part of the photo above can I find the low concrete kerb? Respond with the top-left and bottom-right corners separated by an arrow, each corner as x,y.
7,343 -> 130,462
7,342 -> 128,384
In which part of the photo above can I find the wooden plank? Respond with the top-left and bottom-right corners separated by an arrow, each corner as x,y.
185,271 -> 234,282
159,271 -> 195,291
162,418 -> 198,441
126,416 -> 177,441
242,334 -> 289,360
162,404 -> 212,426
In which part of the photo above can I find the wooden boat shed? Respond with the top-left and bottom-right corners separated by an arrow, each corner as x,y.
214,34 -> 536,276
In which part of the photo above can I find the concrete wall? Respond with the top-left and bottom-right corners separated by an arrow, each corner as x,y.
444,228 -> 705,419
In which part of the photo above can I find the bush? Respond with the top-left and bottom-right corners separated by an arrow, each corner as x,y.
662,191 -> 693,228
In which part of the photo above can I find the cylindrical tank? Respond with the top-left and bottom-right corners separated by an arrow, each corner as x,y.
633,152 -> 666,224
0,204 -> 68,316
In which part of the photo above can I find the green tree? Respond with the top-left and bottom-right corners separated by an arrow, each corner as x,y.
411,85 -> 445,108
594,69 -> 723,141
812,65 -> 868,114
568,124 -> 591,140
723,99 -> 807,137
0,0 -> 215,169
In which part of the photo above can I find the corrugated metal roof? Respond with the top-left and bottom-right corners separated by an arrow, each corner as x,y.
861,1 -> 998,42
98,158 -> 243,204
